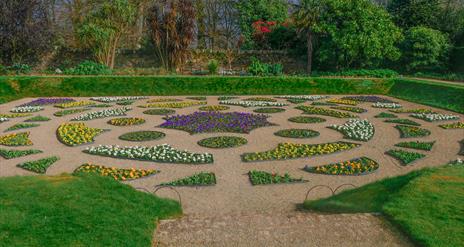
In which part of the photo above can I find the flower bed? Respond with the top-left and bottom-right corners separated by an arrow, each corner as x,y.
54,100 -> 96,108
199,105 -> 230,111
5,123 -> 40,132
160,172 -> 216,186
54,108 -> 90,117
288,116 -> 326,123
71,107 -> 131,121
304,157 -> 379,175
274,129 -> 320,139
394,141 -> 435,151
243,97 -> 277,102
91,103 -> 113,108
0,117 -> 8,123
90,96 -> 148,103
276,95 -> 329,101
24,116 -> 50,122
329,119 -> 375,141
375,112 -> 397,118
219,100 -> 287,107
385,118 -> 421,126
390,108 -> 435,114
139,101 -> 206,108
386,149 -> 425,165
19,98 -> 75,107
0,113 -> 32,118
143,109 -> 176,115
372,102 -> 402,108
410,113 -> 460,122
74,164 -> 159,181
186,96 -> 207,101
326,98 -> 358,105
241,141 -> 360,162
197,136 -> 247,148
253,108 -> 285,114
439,122 -> 464,129
84,144 -> 213,164
295,106 -> 357,118
287,99 -> 307,104
0,148 -> 42,159
248,170 -> 306,185
119,131 -> 165,142
57,123 -> 105,146
0,132 -> 33,146
10,106 -> 44,113
218,96 -> 238,100
16,156 -> 59,173
116,100 -> 134,106
159,111 -> 275,134
147,98 -> 182,103
108,117 -> 146,126
311,102 -> 337,106
330,106 -> 367,113
341,96 -> 393,103
395,125 -> 431,138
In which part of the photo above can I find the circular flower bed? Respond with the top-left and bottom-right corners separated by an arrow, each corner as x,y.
197,136 -> 248,148
143,109 -> 176,115
199,105 -> 230,111
304,157 -> 379,175
108,117 -> 146,126
288,116 -> 326,123
274,129 -> 320,138
119,131 -> 165,142
253,108 -> 285,114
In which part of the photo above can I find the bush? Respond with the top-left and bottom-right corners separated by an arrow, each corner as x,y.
7,63 -> 32,74
207,59 -> 219,75
313,69 -> 399,78
64,60 -> 112,75
247,57 -> 283,76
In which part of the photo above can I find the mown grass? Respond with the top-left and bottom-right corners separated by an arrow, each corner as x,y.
303,164 -> 464,247
0,174 -> 181,247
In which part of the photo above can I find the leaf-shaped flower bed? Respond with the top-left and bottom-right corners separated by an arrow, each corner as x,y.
5,123 -> 40,132
74,164 -> 159,181
253,108 -> 286,114
288,116 -> 326,123
395,125 -> 431,138
160,172 -> 216,186
304,157 -> 379,176
197,136 -> 247,148
57,123 -> 105,146
108,117 -> 145,126
139,101 -> 206,108
0,148 -> 42,159
17,156 -> 59,174
385,118 -> 421,126
0,132 -> 33,146
274,129 -> 320,138
386,149 -> 425,165
119,131 -> 165,142
199,105 -> 230,111
248,170 -> 307,185
329,119 -> 374,141
143,109 -> 176,115
295,106 -> 357,118
330,106 -> 367,113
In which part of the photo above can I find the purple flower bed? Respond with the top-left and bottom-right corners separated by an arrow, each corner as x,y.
341,95 -> 394,103
159,111 -> 275,134
20,98 -> 75,106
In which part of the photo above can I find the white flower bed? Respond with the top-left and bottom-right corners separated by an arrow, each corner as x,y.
71,107 -> 131,121
329,119 -> 375,141
276,95 -> 329,101
0,117 -> 9,123
84,144 -> 213,164
10,106 -> 44,113
90,96 -> 148,103
411,113 -> 460,122
372,102 -> 402,108
219,100 -> 287,107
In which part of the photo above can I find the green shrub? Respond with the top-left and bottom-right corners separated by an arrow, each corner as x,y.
64,60 -> 112,75
247,57 -> 283,76
7,63 -> 32,74
313,69 -> 398,78
207,59 -> 219,75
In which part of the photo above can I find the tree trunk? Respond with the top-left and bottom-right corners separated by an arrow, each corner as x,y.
306,31 -> 313,75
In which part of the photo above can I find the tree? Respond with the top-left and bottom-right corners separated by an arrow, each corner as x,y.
0,0 -> 54,65
147,0 -> 195,71
388,0 -> 441,29
401,27 -> 450,71
77,0 -> 137,69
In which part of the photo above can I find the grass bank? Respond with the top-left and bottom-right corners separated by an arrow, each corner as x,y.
303,162 -> 464,247
0,174 -> 181,247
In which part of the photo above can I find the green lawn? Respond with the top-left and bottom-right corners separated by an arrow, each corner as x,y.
0,174 -> 182,247
303,162 -> 464,247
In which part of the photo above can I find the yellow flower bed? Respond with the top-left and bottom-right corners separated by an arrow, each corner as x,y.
55,100 -> 96,108
74,163 -> 159,181
108,117 -> 146,126
139,101 -> 207,108
326,98 -> 358,105
57,123 -> 105,146
0,113 -> 32,118
146,98 -> 182,103
304,157 -> 379,175
0,132 -> 33,146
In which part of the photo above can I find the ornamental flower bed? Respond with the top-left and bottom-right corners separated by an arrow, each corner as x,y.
248,170 -> 306,185
10,106 -> 44,113
197,136 -> 248,148
187,96 -> 207,101
329,119 -> 375,141
311,102 -> 337,106
219,100 -> 287,107
385,118 -> 421,126
108,117 -> 146,126
0,132 -> 33,146
54,100 -> 96,108
276,95 -> 329,101
243,97 -> 277,102
160,172 -> 216,186
394,141 -> 435,151
439,122 -> 464,129
395,125 -> 431,138
295,106 -> 357,118
253,108 -> 285,114
326,98 -> 358,106
304,157 -> 379,175
241,141 -> 360,162
71,107 -> 131,121
84,144 -> 213,164
0,117 -> 8,123
341,96 -> 394,103
199,105 -> 230,111
372,102 -> 402,109
0,113 -> 32,118
17,156 -> 59,173
375,112 -> 397,118
57,123 -> 105,146
19,98 -> 75,107
390,108 -> 435,114
5,123 -> 40,132
410,113 -> 460,122
90,96 -> 148,103
218,96 -> 238,101
147,98 -> 182,103
288,116 -> 326,123
330,106 -> 367,113
386,149 -> 425,165
143,109 -> 176,115
286,99 -> 307,104
74,164 -> 159,181
159,112 -> 275,134
119,131 -> 165,142
54,108 -> 90,117
274,129 -> 320,138
24,116 -> 50,122
139,101 -> 206,108
91,103 -> 113,108
0,148 -> 42,159
116,100 -> 134,106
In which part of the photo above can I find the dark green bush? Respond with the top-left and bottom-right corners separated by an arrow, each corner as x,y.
7,63 -> 32,75
207,59 -> 219,75
313,69 -> 398,78
64,60 -> 112,75
248,58 -> 283,76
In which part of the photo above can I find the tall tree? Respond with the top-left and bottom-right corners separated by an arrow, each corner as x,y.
148,0 -> 195,71
388,0 -> 441,29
